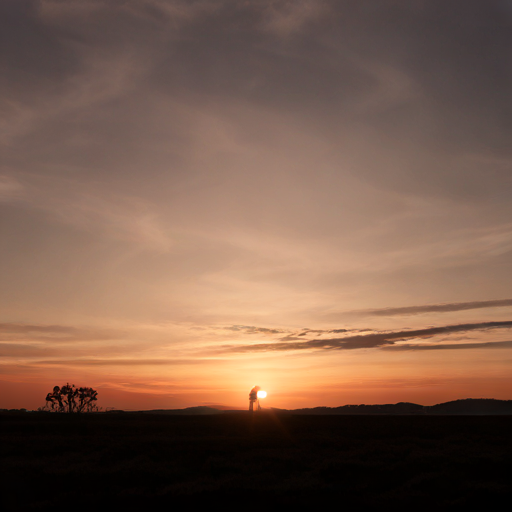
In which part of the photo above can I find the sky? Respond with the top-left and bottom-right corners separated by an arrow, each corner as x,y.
1,0 -> 512,411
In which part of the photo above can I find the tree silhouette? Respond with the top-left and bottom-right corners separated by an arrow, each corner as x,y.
43,383 -> 99,413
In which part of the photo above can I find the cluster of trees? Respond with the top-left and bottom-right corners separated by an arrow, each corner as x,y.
43,383 -> 99,413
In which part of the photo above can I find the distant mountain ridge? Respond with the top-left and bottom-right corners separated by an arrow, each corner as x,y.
280,398 -> 512,415
131,398 -> 512,416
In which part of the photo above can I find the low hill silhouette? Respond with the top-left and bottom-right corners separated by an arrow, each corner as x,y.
280,398 -> 512,415
142,406 -> 227,415
106,398 -> 512,416
427,398 -> 512,415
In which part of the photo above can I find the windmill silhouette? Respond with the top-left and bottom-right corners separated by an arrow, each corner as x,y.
249,386 -> 266,411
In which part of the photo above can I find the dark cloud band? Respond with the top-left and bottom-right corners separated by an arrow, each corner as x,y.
224,321 -> 512,352
382,340 -> 512,351
350,299 -> 512,317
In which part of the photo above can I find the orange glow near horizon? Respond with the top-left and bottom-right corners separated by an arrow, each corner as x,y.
1,2 -> 512,413
2,332 -> 512,411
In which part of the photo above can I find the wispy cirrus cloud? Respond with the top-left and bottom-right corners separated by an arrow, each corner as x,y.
221,321 -> 512,353
0,173 -> 172,251
0,175 -> 23,200
0,323 -> 124,343
2,358 -> 209,366
348,299 -> 512,318
261,0 -> 328,37
383,340 -> 512,351
225,325 -> 285,335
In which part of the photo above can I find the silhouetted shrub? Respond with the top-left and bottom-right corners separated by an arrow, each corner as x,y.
42,383 -> 98,413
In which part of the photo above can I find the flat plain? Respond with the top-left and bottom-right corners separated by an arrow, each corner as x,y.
1,411 -> 511,510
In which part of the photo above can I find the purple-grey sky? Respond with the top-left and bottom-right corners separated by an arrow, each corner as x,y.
1,0 -> 512,410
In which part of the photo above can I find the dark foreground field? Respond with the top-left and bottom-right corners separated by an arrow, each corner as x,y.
2,412 -> 512,511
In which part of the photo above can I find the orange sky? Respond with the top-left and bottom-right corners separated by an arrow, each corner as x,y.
2,0 -> 512,411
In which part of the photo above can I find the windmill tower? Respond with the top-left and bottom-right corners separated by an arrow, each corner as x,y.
249,386 -> 260,412
249,386 -> 267,411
